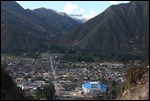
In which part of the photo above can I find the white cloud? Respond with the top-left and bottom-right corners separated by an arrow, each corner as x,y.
75,9 -> 85,14
75,11 -> 81,15
80,9 -> 85,13
109,1 -> 118,4
63,2 -> 78,14
63,2 -> 97,20
84,10 -> 97,20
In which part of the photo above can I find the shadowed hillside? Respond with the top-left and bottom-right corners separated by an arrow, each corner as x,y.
1,64 -> 34,100
58,1 -> 149,56
1,1 -> 80,51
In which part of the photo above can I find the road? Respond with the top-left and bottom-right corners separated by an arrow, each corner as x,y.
49,54 -> 56,80
48,54 -> 85,100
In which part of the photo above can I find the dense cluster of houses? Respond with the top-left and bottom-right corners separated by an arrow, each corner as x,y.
1,54 -> 132,100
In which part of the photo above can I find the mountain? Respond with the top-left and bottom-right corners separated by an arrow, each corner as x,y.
1,1 -> 80,51
59,1 -> 149,56
32,8 -> 80,35
69,14 -> 88,23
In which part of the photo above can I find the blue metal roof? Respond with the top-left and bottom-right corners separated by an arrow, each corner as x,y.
82,82 -> 107,90
99,83 -> 107,90
82,82 -> 91,89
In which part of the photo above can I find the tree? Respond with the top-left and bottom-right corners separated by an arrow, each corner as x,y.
35,82 -> 55,100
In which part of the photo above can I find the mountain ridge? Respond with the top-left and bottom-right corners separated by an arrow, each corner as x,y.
1,1 -> 80,50
69,14 -> 88,23
57,1 -> 149,56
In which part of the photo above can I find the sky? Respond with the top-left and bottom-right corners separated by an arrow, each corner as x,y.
16,1 -> 130,19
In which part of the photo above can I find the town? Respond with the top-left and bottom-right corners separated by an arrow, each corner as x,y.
1,53 -> 141,100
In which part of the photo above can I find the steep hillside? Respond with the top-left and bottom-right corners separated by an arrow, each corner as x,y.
32,8 -> 80,35
118,64 -> 149,100
59,1 -> 149,56
1,23 -> 48,50
1,64 -> 30,100
1,1 -> 80,50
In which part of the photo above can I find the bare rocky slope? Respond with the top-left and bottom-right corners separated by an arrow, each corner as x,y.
119,71 -> 149,100
116,63 -> 149,100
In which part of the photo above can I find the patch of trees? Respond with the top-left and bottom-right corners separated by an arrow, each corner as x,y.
125,63 -> 149,86
1,63 -> 34,100
35,82 -> 55,100
49,45 -> 145,63
1,49 -> 42,59
1,64 -> 16,90
2,45 -> 147,62
105,81 -> 125,100
62,54 -> 94,62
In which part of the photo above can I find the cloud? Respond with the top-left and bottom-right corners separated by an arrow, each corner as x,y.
75,9 -> 85,14
75,11 -> 81,15
84,10 -> 97,20
109,1 -> 118,4
63,2 -> 97,20
80,9 -> 85,13
63,2 -> 78,14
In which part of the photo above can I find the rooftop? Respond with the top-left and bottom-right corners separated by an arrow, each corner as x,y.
82,82 -> 107,90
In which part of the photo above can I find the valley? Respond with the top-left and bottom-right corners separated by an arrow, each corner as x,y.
1,1 -> 149,100
2,48 -> 147,100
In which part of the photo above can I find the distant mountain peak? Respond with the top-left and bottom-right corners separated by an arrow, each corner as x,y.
56,12 -> 69,17
69,14 -> 83,16
69,14 -> 88,23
